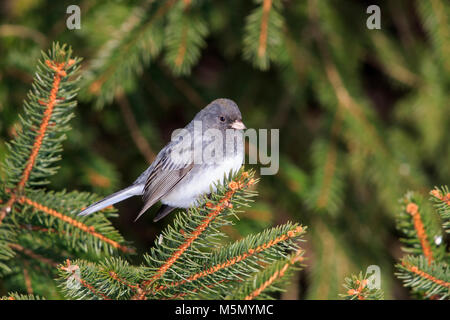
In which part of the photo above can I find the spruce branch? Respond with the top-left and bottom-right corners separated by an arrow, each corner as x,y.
1,43 -> 81,222
396,256 -> 449,299
23,264 -> 33,294
0,43 -> 132,296
152,223 -> 305,299
243,0 -> 285,70
56,170 -> 308,300
396,192 -> 445,264
1,293 -> 44,300
83,0 -> 174,107
417,0 -> 450,73
307,0 -> 426,217
17,191 -> 133,255
311,3 -> 386,156
59,259 -> 112,300
139,171 -> 258,294
163,0 -> 208,75
340,272 -> 384,300
236,248 -> 305,300
305,137 -> 345,215
395,187 -> 449,299
430,186 -> 450,233
0,222 -> 16,273
58,257 -> 145,300
8,243 -> 58,268
368,32 -> 420,87
161,279 -> 235,300
0,43 -> 82,275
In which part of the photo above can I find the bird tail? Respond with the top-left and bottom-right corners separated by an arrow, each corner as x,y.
78,184 -> 144,217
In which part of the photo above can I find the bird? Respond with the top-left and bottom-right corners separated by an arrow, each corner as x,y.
78,98 -> 246,222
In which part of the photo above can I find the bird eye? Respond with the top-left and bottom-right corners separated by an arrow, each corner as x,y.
219,116 -> 225,122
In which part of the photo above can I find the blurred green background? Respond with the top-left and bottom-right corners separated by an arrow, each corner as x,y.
0,0 -> 449,299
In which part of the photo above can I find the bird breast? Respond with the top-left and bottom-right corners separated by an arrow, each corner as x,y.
161,153 -> 244,208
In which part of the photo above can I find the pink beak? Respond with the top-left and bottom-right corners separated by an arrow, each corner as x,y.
231,120 -> 246,130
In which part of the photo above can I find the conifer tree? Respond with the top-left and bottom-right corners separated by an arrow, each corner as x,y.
56,171 -> 307,300
341,186 -> 449,300
1,0 -> 449,299
0,44 -> 132,298
0,43 -> 307,300
394,187 -> 449,299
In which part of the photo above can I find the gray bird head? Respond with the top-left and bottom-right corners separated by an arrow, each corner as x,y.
195,98 -> 246,131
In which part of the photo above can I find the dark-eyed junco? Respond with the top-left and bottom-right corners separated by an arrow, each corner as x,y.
79,98 -> 246,222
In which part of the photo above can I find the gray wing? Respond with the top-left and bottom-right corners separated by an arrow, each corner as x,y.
134,142 -> 195,221
153,205 -> 176,222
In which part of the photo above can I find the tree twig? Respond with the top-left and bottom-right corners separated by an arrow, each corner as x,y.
115,89 -> 155,164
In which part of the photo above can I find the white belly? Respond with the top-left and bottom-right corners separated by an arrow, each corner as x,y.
161,155 -> 243,208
